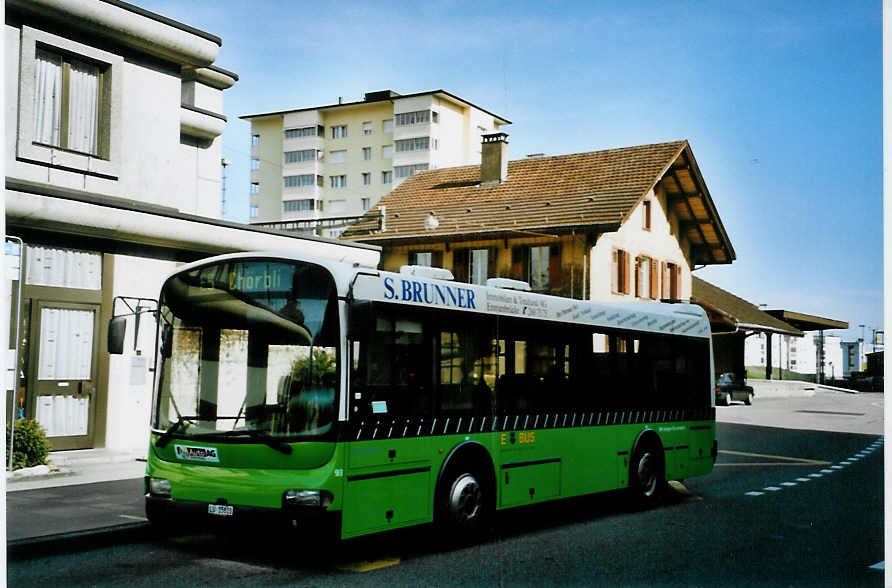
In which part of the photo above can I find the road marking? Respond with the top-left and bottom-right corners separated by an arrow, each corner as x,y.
668,480 -> 703,502
809,473 -> 823,478
338,558 -> 401,573
119,514 -> 147,521
718,450 -> 830,466
745,491 -> 764,496
870,561 -> 884,571
830,465 -> 843,470
795,477 -> 811,482
820,469 -> 834,473
780,482 -> 797,487
763,486 -> 782,492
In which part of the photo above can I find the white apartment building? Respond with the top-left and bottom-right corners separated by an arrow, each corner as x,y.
241,90 -> 510,234
745,332 -> 843,379
6,0 -> 377,454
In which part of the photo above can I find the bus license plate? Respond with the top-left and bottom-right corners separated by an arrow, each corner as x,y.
208,504 -> 234,517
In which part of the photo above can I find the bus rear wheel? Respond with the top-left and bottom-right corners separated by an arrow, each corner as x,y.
629,445 -> 666,509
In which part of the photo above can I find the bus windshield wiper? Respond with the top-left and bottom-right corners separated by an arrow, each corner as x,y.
155,416 -> 197,448
214,429 -> 293,455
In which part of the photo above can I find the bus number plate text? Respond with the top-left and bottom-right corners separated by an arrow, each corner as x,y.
208,504 -> 234,517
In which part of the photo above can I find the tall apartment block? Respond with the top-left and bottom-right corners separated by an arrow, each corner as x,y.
240,90 -> 510,234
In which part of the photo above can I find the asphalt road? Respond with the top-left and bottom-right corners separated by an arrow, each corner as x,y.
9,393 -> 884,586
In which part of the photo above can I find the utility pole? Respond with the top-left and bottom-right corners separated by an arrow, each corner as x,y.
221,158 -> 231,219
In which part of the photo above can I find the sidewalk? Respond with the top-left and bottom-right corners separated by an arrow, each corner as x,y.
7,449 -> 149,557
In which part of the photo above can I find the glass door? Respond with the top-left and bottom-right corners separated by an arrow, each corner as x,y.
29,302 -> 100,450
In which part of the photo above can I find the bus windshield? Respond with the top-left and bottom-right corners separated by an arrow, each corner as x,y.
153,259 -> 338,440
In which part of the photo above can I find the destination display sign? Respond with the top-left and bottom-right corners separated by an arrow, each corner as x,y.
352,273 -> 710,338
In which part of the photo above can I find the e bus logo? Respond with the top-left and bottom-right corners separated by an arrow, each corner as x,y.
175,445 -> 219,462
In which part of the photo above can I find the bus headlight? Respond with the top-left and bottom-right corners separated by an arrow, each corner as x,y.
283,489 -> 333,509
148,477 -> 171,497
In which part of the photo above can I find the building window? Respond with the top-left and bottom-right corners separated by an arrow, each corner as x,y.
382,119 -> 393,133
251,158 -> 260,171
635,256 -> 659,299
283,199 -> 314,212
251,134 -> 260,146
363,121 -> 373,135
661,262 -> 681,299
432,111 -> 439,123
284,149 -> 318,163
643,199 -> 652,230
382,145 -> 393,159
395,110 -> 431,126
394,163 -> 429,178
409,251 -> 442,267
511,245 -> 561,292
362,173 -> 371,186
395,137 -> 431,152
361,197 -> 371,211
284,174 -> 317,188
330,175 -> 347,188
362,147 -> 372,160
331,125 -> 348,139
284,126 -> 320,139
453,248 -> 496,285
329,150 -> 347,164
33,47 -> 104,156
250,182 -> 259,195
249,205 -> 258,218
612,249 -> 631,295
382,170 -> 393,184
328,200 -> 346,214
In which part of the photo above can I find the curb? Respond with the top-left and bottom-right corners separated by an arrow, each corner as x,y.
8,521 -> 152,559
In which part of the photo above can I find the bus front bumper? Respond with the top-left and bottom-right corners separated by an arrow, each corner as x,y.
145,494 -> 340,533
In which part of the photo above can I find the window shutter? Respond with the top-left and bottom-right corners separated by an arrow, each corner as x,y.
453,249 -> 469,283
511,246 -> 526,281
611,250 -> 618,294
634,257 -> 642,298
673,264 -> 682,299
650,259 -> 659,300
623,251 -> 631,295
488,247 -> 498,279
548,244 -> 562,291
661,262 -> 669,299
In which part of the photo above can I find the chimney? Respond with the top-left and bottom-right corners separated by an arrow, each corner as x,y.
480,132 -> 509,185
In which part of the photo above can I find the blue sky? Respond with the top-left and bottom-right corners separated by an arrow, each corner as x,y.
141,0 -> 882,343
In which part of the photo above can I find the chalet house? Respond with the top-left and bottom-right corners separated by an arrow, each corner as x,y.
343,133 -> 735,304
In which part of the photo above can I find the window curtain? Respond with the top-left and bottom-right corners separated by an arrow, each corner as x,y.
67,58 -> 100,154
33,48 -> 62,147
38,308 -> 95,380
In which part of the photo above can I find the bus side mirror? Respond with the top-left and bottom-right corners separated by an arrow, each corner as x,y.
108,316 -> 127,355
347,301 -> 373,340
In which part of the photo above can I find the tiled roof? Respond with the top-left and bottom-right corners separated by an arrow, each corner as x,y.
344,140 -> 688,241
691,277 -> 803,336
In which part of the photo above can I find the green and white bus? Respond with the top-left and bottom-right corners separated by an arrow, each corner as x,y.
111,252 -> 716,540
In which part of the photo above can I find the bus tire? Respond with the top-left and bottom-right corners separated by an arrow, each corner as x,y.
628,440 -> 666,509
436,462 -> 493,540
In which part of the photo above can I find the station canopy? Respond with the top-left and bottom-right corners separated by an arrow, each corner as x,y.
690,277 -> 803,336
761,310 -> 848,332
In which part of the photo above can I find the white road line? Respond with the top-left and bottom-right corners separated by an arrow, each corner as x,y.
796,478 -> 811,482
869,561 -> 884,571
821,469 -> 834,473
780,482 -> 797,486
831,465 -> 844,470
809,473 -> 823,478
745,491 -> 764,496
764,486 -> 782,492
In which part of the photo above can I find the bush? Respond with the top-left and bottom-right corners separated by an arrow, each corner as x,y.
6,418 -> 50,470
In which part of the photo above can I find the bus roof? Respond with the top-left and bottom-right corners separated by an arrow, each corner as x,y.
166,252 -> 711,339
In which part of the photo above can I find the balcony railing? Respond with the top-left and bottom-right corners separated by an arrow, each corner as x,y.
253,211 -> 382,234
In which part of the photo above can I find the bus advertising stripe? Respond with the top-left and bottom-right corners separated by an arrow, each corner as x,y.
501,458 -> 561,470
347,466 -> 431,482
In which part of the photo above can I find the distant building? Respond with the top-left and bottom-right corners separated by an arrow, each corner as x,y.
745,332 -> 843,379
241,90 -> 510,235
343,134 -> 736,302
840,340 -> 868,376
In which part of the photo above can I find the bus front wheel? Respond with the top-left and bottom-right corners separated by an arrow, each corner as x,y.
629,444 -> 666,509
436,465 -> 492,539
